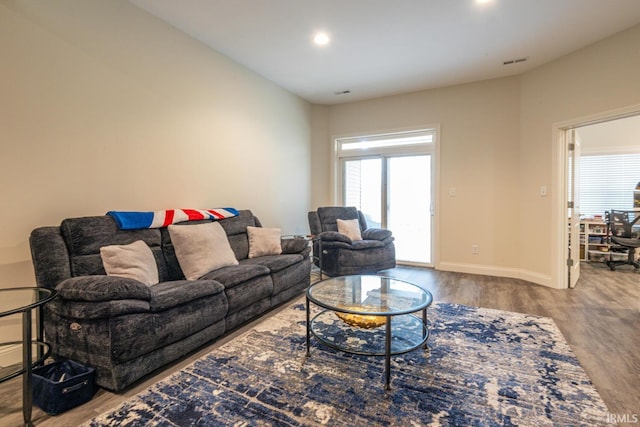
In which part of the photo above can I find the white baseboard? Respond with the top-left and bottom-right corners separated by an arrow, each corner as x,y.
437,262 -> 554,288
0,343 -> 21,368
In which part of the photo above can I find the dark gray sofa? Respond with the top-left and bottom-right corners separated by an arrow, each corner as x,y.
29,210 -> 310,392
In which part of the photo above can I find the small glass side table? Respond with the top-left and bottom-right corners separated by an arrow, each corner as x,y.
0,287 -> 57,426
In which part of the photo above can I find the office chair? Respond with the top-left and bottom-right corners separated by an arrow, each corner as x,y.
605,210 -> 640,271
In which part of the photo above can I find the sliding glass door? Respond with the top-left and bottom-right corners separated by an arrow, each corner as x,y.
344,158 -> 383,228
342,154 -> 432,265
388,155 -> 431,263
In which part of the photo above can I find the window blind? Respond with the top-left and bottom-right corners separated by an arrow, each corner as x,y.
579,153 -> 640,217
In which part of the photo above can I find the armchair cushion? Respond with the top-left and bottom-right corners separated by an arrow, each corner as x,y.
316,207 -> 363,232
319,231 -> 352,244
362,228 -> 393,241
337,219 -> 363,241
351,240 -> 385,250
318,240 -> 353,250
56,276 -> 152,302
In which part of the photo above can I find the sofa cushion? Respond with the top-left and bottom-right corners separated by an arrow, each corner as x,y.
200,264 -> 269,289
60,216 -> 165,278
247,226 -> 282,258
47,298 -> 150,320
148,280 -> 225,312
51,295 -> 229,365
223,275 -> 273,315
61,216 -> 161,256
200,264 -> 272,315
281,237 -> 308,254
109,296 -> 228,363
218,210 -> 257,260
168,222 -> 239,280
270,258 -> 310,296
56,276 -> 152,302
240,254 -> 304,274
100,240 -> 159,286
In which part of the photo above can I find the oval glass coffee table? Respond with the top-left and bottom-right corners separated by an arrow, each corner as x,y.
306,275 -> 433,389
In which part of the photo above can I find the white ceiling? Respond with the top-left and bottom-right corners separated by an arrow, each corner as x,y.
129,0 -> 640,105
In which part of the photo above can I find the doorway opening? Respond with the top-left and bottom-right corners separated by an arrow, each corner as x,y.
554,106 -> 640,289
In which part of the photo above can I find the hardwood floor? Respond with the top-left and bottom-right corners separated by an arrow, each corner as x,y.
1,263 -> 638,426
386,262 -> 640,422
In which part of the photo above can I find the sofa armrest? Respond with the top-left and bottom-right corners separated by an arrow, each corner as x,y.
56,276 -> 152,302
362,228 -> 392,241
318,231 -> 352,244
281,237 -> 308,254
30,226 -> 71,290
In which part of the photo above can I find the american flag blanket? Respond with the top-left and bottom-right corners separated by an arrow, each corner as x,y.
107,208 -> 239,230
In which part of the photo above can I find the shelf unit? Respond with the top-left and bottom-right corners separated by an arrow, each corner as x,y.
579,220 -> 629,263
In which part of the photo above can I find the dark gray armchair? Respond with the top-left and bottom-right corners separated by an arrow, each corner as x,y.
308,206 -> 396,277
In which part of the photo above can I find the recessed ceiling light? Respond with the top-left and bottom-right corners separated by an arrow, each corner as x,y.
476,0 -> 493,4
313,32 -> 330,46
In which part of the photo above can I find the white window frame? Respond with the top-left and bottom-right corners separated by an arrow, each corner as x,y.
335,128 -> 437,205
332,125 -> 440,267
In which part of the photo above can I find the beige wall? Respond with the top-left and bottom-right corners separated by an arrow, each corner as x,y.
519,24 -> 640,285
310,105 -> 331,208
1,0 -> 638,302
0,0 -> 312,296
325,77 -> 523,277
316,24 -> 640,288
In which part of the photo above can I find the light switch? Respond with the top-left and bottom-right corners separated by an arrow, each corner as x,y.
540,186 -> 547,197
449,187 -> 456,197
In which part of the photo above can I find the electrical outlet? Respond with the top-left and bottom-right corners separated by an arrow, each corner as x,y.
472,244 -> 479,254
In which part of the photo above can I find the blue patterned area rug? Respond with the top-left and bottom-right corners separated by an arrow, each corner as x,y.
85,299 -> 610,426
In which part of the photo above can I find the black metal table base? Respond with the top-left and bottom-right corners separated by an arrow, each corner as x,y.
306,297 -> 429,390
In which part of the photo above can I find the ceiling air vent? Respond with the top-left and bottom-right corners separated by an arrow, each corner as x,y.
334,90 -> 351,95
503,57 -> 528,66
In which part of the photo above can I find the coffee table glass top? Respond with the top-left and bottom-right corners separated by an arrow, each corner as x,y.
307,275 -> 432,316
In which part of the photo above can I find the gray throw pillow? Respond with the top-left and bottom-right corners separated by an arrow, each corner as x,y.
100,240 -> 159,286
168,222 -> 239,280
247,226 -> 282,258
337,218 -> 363,241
